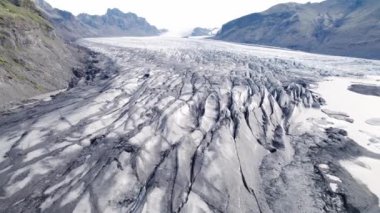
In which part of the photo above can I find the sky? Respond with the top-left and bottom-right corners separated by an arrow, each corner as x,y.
45,0 -> 324,34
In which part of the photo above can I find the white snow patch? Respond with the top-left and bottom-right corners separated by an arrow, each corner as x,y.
341,157 -> 380,202
0,132 -> 24,163
60,182 -> 84,207
6,156 -> 63,196
24,149 -> 46,162
326,174 -> 342,183
308,76 -> 380,204
288,106 -> 328,134
17,129 -> 45,150
182,192 -> 213,213
330,183 -> 339,192
318,164 -> 330,170
44,163 -> 88,195
313,76 -> 380,154
73,192 -> 91,213
142,188 -> 165,213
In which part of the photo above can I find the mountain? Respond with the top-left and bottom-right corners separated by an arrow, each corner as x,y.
77,9 -> 160,37
189,27 -> 219,37
0,0 -> 83,109
33,0 -> 94,40
215,0 -> 380,59
34,0 -> 161,41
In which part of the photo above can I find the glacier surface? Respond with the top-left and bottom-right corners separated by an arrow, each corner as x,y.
0,37 -> 380,212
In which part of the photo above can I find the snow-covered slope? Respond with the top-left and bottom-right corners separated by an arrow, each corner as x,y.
0,37 -> 379,212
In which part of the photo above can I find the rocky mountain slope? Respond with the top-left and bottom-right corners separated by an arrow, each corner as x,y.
0,37 -> 379,212
34,0 -> 161,41
0,0 -> 84,110
0,0 -> 160,110
33,0 -> 94,40
215,0 -> 380,59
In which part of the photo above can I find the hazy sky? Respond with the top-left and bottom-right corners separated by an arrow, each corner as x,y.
45,0 -> 323,33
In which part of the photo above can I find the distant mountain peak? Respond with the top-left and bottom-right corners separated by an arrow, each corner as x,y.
264,2 -> 302,13
189,27 -> 219,37
106,8 -> 125,16
34,0 -> 161,40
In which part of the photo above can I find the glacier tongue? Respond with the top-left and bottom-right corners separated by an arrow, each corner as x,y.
0,37 -> 379,213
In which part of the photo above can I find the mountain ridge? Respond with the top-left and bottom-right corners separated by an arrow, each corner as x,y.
215,0 -> 380,59
34,0 -> 161,41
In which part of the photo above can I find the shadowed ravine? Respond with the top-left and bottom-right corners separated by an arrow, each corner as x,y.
0,37 -> 379,213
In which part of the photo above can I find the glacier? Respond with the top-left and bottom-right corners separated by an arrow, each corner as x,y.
0,37 -> 379,212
